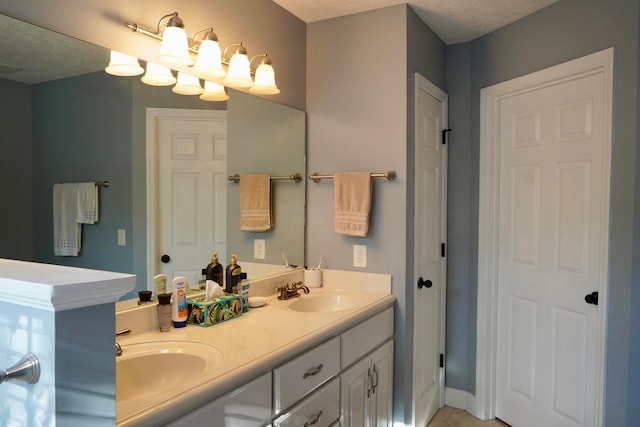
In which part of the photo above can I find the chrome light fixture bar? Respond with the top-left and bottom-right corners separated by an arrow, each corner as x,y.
110,12 -> 280,98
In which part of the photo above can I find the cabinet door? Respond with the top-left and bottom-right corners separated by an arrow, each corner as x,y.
370,340 -> 394,427
340,356 -> 372,427
166,372 -> 272,426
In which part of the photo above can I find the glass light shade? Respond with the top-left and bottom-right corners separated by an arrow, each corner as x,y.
172,72 -> 203,95
141,63 -> 176,86
191,39 -> 225,79
105,51 -> 143,76
157,26 -> 192,65
223,50 -> 253,88
200,81 -> 229,102
250,62 -> 280,95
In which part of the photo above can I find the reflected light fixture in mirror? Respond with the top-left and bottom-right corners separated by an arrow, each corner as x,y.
105,51 -> 143,76
156,13 -> 192,66
141,62 -> 176,86
172,72 -> 203,95
200,81 -> 229,101
222,43 -> 253,88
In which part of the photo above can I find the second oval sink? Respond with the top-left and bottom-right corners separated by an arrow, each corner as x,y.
287,292 -> 366,313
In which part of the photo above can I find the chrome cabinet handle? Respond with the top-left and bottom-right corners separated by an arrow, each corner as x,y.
328,418 -> 340,427
367,367 -> 373,398
372,364 -> 379,394
303,363 -> 324,379
304,410 -> 323,427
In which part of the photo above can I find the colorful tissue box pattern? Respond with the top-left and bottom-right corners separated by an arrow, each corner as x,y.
187,294 -> 243,327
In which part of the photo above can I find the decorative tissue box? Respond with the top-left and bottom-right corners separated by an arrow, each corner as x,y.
187,294 -> 243,327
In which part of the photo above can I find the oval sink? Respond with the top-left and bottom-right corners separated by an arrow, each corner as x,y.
116,341 -> 222,402
287,292 -> 366,313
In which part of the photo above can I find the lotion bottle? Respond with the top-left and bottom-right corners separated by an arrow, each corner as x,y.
171,276 -> 189,328
206,253 -> 224,287
225,254 -> 242,294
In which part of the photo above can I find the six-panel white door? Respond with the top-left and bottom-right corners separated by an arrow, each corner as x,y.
495,68 -> 610,427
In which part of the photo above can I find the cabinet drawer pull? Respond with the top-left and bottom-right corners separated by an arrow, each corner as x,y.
328,418 -> 340,427
304,410 -> 323,426
367,367 -> 373,398
303,363 -> 324,379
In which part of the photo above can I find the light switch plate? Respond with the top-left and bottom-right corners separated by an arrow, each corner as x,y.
117,229 -> 126,246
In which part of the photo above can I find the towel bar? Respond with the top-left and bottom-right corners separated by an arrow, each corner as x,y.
309,171 -> 397,183
228,173 -> 303,184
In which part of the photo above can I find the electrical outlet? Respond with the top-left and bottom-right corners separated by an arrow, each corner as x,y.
117,229 -> 126,246
353,244 -> 367,268
254,239 -> 266,260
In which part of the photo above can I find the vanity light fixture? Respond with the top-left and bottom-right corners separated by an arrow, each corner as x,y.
190,28 -> 225,79
141,62 -> 176,86
105,51 -> 143,76
200,81 -> 229,102
250,54 -> 280,95
172,72 -> 203,95
155,13 -> 192,65
119,12 -> 280,95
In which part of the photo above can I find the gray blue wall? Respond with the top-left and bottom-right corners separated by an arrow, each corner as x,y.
445,0 -> 640,425
0,78 -> 32,260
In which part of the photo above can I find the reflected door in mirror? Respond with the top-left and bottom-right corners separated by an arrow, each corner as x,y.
156,109 -> 228,285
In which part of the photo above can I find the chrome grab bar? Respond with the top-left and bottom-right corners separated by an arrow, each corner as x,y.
1,354 -> 40,385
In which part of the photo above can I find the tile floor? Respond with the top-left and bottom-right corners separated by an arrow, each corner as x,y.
427,407 -> 510,427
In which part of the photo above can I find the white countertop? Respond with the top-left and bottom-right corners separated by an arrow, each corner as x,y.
116,271 -> 395,426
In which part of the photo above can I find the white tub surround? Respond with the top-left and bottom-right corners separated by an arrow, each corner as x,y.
115,269 -> 393,426
0,259 -> 136,427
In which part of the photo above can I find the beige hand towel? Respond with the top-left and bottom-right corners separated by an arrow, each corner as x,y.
334,172 -> 372,237
240,175 -> 272,231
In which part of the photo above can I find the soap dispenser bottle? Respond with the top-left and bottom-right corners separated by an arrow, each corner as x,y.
206,253 -> 224,287
225,254 -> 242,294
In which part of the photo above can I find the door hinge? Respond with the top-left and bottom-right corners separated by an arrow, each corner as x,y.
441,243 -> 446,258
442,128 -> 451,145
439,353 -> 444,368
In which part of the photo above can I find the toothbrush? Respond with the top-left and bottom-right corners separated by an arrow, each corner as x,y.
316,256 -> 324,270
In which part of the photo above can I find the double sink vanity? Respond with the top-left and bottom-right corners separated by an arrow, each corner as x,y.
115,268 -> 395,426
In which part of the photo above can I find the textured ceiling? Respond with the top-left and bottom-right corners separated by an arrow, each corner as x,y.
272,0 -> 560,44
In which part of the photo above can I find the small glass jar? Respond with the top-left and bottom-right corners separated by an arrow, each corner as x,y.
157,293 -> 173,332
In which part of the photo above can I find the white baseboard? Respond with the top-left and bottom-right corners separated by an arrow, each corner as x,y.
444,387 -> 486,420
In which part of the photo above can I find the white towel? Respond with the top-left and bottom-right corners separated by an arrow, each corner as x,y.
53,183 -> 81,256
334,172 -> 372,237
77,182 -> 99,224
52,182 -> 100,256
240,175 -> 272,231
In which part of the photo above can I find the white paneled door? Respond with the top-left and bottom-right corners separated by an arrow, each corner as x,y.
494,52 -> 612,427
148,109 -> 228,288
413,74 -> 447,427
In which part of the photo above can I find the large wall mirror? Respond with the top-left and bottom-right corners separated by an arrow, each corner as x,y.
0,14 -> 306,299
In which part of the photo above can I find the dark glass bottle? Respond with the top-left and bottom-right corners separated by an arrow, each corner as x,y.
225,254 -> 242,294
206,253 -> 224,287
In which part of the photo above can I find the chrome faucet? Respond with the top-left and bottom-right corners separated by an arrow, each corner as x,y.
115,328 -> 131,357
277,281 -> 310,300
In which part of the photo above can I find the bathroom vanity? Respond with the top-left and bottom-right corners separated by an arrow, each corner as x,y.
114,269 -> 395,427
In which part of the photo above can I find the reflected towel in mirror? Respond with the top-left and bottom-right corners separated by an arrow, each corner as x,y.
240,175 -> 272,231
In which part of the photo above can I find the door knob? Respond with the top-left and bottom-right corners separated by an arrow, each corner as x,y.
418,278 -> 433,289
585,291 -> 599,305
161,254 -> 171,264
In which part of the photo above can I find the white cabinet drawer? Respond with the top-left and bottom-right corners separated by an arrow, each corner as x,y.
274,377 -> 340,427
341,307 -> 394,369
273,336 -> 340,414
